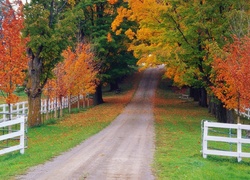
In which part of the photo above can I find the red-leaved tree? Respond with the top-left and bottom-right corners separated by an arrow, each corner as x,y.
211,35 -> 250,123
0,0 -> 28,116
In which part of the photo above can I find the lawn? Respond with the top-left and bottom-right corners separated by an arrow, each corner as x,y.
2,72 -> 250,180
0,71 -> 141,180
153,79 -> 250,179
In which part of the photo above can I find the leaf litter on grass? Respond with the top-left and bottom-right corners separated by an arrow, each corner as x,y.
153,80 -> 250,179
0,71 -> 142,179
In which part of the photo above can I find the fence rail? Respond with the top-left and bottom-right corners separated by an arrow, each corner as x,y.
0,94 -> 89,155
0,116 -> 26,155
202,120 -> 250,162
0,95 -> 87,122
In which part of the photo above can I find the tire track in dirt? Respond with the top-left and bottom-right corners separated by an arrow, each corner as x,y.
17,67 -> 163,180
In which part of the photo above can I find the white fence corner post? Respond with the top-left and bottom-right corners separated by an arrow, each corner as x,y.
20,116 -> 25,154
203,121 -> 208,159
237,123 -> 242,162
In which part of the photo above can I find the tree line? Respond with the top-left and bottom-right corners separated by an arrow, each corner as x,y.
0,0 -> 249,126
112,0 -> 250,123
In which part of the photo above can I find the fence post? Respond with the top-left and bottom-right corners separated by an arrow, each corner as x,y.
22,102 -> 25,115
203,121 -> 208,158
10,104 -> 13,120
237,124 -> 242,162
16,103 -> 19,117
3,105 -> 6,120
20,116 -> 25,154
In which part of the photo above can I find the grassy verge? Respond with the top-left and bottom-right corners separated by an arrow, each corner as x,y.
154,79 -> 250,179
0,71 -> 142,180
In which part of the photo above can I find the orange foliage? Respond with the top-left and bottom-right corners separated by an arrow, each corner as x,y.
107,0 -> 119,5
45,43 -> 99,100
72,43 -> 99,95
211,35 -> 250,112
0,1 -> 29,104
107,32 -> 113,42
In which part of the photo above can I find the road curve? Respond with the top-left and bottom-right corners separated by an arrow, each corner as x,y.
17,67 -> 163,180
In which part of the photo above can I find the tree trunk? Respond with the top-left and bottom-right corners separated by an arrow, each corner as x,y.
68,95 -> 71,113
46,97 -> 49,120
28,94 -> 42,127
208,96 -> 217,116
83,96 -> 86,108
59,96 -> 63,118
226,109 -> 235,124
94,84 -> 104,105
54,98 -> 57,119
216,102 -> 227,123
189,87 -> 199,101
199,87 -> 208,107
109,81 -> 119,92
25,52 -> 43,127
209,97 -> 235,123
77,94 -> 80,110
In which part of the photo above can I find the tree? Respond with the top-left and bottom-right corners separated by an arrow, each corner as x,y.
211,35 -> 250,123
61,43 -> 99,112
72,43 -> 99,97
23,0 -> 79,126
0,0 -> 28,116
112,0 -> 249,109
76,0 -> 137,105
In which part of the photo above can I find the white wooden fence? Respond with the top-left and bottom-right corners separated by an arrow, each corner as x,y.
0,95 -> 86,122
0,102 -> 28,122
0,116 -> 26,155
202,121 -> 250,162
0,94 -> 89,155
40,97 -> 69,114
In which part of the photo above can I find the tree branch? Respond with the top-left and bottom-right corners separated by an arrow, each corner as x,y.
168,14 -> 194,49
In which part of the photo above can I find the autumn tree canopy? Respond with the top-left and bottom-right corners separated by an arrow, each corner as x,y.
62,43 -> 99,98
1,0 -> 248,125
112,0 -> 250,108
211,35 -> 250,123
44,42 -> 99,115
23,0 -> 80,126
0,0 -> 28,105
76,0 -> 137,104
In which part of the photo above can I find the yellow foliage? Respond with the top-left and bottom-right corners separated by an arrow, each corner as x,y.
164,64 -> 188,87
125,28 -> 135,40
68,0 -> 76,7
115,28 -> 122,35
107,32 -> 112,42
111,7 -> 133,31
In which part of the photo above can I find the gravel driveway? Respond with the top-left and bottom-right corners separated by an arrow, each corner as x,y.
17,67 -> 163,180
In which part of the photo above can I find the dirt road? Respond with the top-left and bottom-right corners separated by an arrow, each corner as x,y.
17,67 -> 163,180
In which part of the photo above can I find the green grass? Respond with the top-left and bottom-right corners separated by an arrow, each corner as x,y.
154,79 -> 250,179
3,72 -> 250,179
0,111 -> 111,180
0,72 -> 141,180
